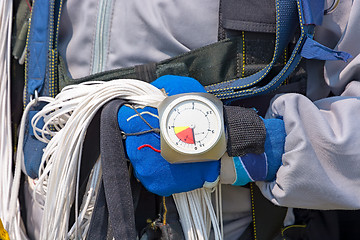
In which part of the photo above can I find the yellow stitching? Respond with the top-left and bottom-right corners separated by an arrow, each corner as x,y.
250,183 -> 257,240
55,0 -> 63,50
24,0 -> 35,108
284,47 -> 288,85
213,0 -> 306,100
282,224 -> 306,235
48,0 -> 63,98
242,31 -> 245,78
207,0 -> 281,92
50,49 -> 54,96
53,0 -> 63,97
281,224 -> 306,239
49,0 -> 54,49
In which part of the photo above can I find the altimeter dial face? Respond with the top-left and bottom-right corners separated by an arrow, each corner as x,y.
160,95 -> 222,155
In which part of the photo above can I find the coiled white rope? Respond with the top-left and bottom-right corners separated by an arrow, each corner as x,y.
67,159 -> 102,239
12,78 -> 223,239
0,0 -> 29,239
31,80 -> 165,239
173,185 -> 223,240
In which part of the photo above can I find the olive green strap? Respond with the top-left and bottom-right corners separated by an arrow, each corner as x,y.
58,37 -> 245,90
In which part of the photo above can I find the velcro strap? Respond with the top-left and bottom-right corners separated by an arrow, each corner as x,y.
223,105 -> 266,157
135,62 -> 157,82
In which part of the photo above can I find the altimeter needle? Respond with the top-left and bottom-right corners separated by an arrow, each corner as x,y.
191,127 -> 196,146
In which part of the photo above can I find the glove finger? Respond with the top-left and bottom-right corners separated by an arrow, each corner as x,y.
152,75 -> 206,96
118,105 -> 159,134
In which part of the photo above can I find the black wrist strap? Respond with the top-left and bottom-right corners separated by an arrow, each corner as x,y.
223,105 -> 266,157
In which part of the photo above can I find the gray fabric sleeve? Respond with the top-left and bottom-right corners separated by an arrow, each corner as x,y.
257,81 -> 360,210
257,0 -> 360,211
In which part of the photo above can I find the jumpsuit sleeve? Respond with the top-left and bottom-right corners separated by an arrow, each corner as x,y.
257,81 -> 360,210
257,0 -> 360,210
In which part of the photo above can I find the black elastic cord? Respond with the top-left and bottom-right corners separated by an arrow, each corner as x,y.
128,104 -> 157,130
122,128 -> 160,139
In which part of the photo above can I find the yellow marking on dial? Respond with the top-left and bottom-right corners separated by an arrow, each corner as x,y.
173,126 -> 189,134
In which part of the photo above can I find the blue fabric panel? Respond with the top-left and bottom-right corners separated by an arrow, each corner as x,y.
205,0 -> 298,93
152,75 -> 207,95
232,156 -> 252,186
23,134 -> 47,179
263,118 -> 285,181
301,37 -> 352,62
239,153 -> 268,181
27,0 -> 50,95
232,118 -> 285,185
23,110 -> 47,178
301,0 -> 325,25
28,110 -> 44,136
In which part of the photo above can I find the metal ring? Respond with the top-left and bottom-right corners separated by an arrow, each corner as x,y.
324,0 -> 340,15
30,90 -> 39,105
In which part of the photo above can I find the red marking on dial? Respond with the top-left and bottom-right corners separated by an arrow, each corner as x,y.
174,127 -> 195,144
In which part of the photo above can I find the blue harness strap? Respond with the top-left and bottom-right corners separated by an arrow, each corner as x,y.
22,0 -> 351,178
301,0 -> 325,25
206,0 -> 299,96
205,0 -> 351,101
23,0 -> 63,178
26,0 -> 50,98
25,0 -> 62,102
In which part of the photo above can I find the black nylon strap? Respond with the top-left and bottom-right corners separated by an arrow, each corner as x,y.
87,180 -> 109,239
223,105 -> 266,157
100,99 -> 136,239
251,183 -> 287,240
220,0 -> 276,33
135,62 -> 157,83
87,99 -> 137,240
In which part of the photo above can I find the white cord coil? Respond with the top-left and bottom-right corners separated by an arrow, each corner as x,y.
0,0 -> 29,238
173,185 -> 223,240
11,78 -> 223,239
31,79 -> 165,239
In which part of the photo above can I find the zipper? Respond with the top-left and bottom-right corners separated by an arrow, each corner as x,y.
91,0 -> 114,74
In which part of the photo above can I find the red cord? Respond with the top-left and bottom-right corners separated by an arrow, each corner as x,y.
25,0 -> 32,11
137,144 -> 161,153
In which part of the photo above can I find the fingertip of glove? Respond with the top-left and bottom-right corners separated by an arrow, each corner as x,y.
152,75 -> 206,95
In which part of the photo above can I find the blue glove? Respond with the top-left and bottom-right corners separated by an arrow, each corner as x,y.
226,118 -> 286,186
118,75 -> 220,196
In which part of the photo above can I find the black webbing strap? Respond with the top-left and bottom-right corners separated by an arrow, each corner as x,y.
223,105 -> 266,157
87,180 -> 109,238
238,223 -> 254,240
135,62 -> 158,83
250,183 -> 287,240
219,0 -> 276,36
87,99 -> 137,240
